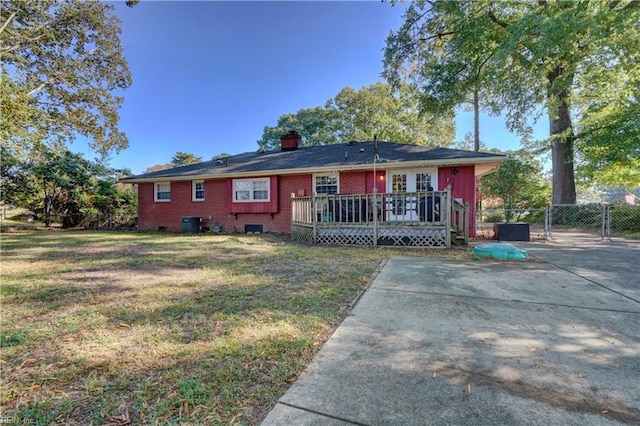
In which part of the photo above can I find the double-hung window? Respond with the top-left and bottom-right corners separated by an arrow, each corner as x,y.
233,178 -> 270,202
154,182 -> 171,202
192,181 -> 205,201
314,174 -> 339,195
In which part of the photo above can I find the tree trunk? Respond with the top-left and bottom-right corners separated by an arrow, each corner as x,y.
473,88 -> 480,152
548,67 -> 577,204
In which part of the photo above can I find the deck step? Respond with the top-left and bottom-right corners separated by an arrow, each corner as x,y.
450,230 -> 467,245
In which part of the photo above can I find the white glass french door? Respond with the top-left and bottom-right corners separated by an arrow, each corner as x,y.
385,170 -> 436,222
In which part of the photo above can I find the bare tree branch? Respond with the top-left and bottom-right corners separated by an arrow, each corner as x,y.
0,10 -> 16,35
419,30 -> 456,42
487,10 -> 509,29
27,82 -> 48,97
1,35 -> 45,55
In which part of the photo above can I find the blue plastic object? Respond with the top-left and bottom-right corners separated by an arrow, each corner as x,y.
472,243 -> 528,260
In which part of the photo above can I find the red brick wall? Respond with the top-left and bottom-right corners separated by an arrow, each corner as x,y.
137,175 -> 313,233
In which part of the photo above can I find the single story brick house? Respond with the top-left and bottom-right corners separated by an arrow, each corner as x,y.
121,132 -> 505,245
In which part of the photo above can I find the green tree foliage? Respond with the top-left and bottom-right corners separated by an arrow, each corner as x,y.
7,148 -> 137,228
30,150 -> 99,227
257,83 -> 454,150
574,43 -> 640,187
144,164 -> 171,173
455,132 -> 489,152
0,145 -> 30,207
257,106 -> 342,150
0,0 -> 132,158
329,83 -> 455,146
83,178 -> 137,229
170,152 -> 203,167
480,152 -> 551,221
384,0 -> 640,203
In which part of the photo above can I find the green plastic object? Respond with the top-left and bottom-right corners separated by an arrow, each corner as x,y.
472,243 -> 528,260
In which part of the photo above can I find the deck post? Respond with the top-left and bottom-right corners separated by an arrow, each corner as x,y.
464,202 -> 470,244
445,188 -> 452,248
312,194 -> 317,243
372,191 -> 378,247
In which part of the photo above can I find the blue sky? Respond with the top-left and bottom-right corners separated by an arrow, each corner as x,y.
90,1 -> 545,174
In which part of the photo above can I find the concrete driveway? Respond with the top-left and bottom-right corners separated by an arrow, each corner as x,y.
262,239 -> 640,425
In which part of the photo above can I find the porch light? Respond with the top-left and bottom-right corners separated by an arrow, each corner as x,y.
379,174 -> 385,181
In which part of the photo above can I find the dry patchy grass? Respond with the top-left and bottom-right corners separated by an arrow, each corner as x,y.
0,230 -> 471,424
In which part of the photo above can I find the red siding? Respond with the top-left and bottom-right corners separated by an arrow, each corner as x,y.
438,165 -> 476,237
365,170 -> 387,193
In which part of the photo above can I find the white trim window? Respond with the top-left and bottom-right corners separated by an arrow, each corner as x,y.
154,182 -> 171,202
233,178 -> 270,202
192,180 -> 205,201
416,172 -> 433,191
314,174 -> 339,195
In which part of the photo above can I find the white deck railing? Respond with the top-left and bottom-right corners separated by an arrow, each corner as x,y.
291,190 -> 468,246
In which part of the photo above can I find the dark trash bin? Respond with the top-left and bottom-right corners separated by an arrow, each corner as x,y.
494,222 -> 530,241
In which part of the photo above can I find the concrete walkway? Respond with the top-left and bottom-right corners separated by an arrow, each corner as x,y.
262,239 -> 640,425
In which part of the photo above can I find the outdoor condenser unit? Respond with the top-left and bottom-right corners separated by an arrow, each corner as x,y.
181,216 -> 202,233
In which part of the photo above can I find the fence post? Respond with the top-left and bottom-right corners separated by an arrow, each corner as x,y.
544,206 -> 551,240
604,204 -> 612,242
601,204 -> 607,241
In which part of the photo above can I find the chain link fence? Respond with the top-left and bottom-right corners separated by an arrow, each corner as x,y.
546,204 -> 605,240
478,204 -> 640,241
607,205 -> 640,240
476,208 -> 546,240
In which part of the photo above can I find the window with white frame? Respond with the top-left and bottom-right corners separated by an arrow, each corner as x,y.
416,173 -> 433,191
314,174 -> 339,195
154,182 -> 171,202
192,180 -> 205,201
391,174 -> 407,192
233,178 -> 270,202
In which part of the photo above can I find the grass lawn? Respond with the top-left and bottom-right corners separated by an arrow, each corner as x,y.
0,230 -> 469,425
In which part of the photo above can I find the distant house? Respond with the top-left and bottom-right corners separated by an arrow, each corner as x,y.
624,190 -> 638,206
121,132 -> 505,246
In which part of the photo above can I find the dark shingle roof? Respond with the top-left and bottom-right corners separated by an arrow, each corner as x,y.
121,141 -> 504,182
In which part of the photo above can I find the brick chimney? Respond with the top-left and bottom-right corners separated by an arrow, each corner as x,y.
280,130 -> 302,151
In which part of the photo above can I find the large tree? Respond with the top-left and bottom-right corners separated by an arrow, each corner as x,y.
384,0 -> 640,203
257,106 -> 342,150
29,149 -> 100,227
170,152 -> 202,167
257,82 -> 454,150
0,0 -> 132,158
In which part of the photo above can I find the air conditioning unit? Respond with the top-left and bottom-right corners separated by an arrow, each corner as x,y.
181,216 -> 202,233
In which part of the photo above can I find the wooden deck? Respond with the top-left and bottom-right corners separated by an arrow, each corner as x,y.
291,190 -> 468,248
